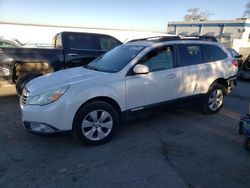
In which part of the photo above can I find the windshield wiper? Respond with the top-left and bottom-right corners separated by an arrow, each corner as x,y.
83,65 -> 115,73
84,65 -> 101,71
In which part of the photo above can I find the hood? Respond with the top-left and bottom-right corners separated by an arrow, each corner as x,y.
26,67 -> 109,96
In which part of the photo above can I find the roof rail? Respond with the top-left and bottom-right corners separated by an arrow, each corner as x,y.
128,36 -> 181,43
182,35 -> 218,42
127,35 -> 218,43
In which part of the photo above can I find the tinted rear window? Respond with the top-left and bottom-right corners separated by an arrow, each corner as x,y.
66,33 -> 121,51
67,34 -> 99,50
206,45 -> 227,61
201,45 -> 211,63
178,44 -> 203,66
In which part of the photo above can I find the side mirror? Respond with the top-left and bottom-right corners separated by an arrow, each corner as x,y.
133,64 -> 149,74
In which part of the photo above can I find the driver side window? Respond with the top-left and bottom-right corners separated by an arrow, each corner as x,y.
139,46 -> 174,72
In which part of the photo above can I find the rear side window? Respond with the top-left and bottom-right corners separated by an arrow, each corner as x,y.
206,45 -> 227,61
201,45 -> 211,63
67,34 -> 99,50
178,44 -> 203,66
99,36 -> 121,51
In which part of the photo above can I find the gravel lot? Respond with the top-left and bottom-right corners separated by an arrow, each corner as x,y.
0,80 -> 250,188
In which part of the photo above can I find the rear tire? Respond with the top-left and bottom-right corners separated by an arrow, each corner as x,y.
73,101 -> 119,145
202,84 -> 226,114
16,74 -> 42,96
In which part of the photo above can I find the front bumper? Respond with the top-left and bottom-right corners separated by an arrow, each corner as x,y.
20,99 -> 72,134
22,121 -> 68,135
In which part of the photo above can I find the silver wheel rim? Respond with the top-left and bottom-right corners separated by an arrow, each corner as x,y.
208,89 -> 223,111
81,110 -> 113,141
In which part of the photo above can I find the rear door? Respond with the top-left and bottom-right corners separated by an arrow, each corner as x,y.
176,43 -> 208,97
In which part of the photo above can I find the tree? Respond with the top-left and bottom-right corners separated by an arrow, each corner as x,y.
184,8 -> 213,21
243,1 -> 250,18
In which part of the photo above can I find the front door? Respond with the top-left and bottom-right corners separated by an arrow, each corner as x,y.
125,45 -> 179,110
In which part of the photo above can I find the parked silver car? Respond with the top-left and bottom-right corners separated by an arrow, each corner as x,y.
0,37 -> 23,48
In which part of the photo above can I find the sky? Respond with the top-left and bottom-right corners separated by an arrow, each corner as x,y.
0,0 -> 249,32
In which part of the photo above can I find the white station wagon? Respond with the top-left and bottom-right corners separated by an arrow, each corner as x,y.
20,36 -> 238,145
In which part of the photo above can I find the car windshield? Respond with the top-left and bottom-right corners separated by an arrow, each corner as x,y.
85,45 -> 145,73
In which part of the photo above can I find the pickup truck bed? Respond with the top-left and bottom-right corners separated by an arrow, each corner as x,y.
1,47 -> 64,82
0,31 -> 122,95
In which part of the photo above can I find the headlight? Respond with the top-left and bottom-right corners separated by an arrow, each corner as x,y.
27,85 -> 69,106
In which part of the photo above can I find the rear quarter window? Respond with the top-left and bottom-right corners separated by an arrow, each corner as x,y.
206,45 -> 228,61
67,34 -> 99,50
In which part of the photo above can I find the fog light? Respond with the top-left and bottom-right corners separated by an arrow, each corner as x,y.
30,122 -> 55,133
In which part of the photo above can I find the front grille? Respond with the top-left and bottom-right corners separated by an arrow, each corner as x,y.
21,87 -> 30,105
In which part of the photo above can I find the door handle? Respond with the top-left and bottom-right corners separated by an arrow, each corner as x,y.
68,53 -> 78,56
166,74 -> 176,79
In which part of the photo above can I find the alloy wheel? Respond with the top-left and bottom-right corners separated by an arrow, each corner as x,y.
81,110 -> 113,141
208,89 -> 224,111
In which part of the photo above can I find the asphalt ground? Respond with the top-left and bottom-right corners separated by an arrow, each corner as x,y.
0,80 -> 250,188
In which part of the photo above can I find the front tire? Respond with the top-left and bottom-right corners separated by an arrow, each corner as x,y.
73,101 -> 119,145
202,84 -> 226,114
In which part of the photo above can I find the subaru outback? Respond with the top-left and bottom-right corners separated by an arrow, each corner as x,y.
20,36 -> 238,145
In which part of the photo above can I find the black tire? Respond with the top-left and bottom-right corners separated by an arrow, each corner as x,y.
16,74 -> 42,96
73,101 -> 119,145
202,83 -> 226,114
244,137 -> 250,151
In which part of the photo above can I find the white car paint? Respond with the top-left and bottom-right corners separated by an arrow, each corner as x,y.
20,39 -> 238,132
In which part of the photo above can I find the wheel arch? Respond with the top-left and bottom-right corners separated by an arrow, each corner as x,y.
209,78 -> 228,93
74,96 -> 122,121
72,96 -> 121,145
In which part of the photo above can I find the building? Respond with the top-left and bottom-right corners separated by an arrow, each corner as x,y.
167,19 -> 250,56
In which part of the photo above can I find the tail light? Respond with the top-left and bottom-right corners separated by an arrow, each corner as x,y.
232,59 -> 238,67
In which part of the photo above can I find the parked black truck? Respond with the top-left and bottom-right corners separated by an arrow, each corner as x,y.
0,31 -> 122,95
